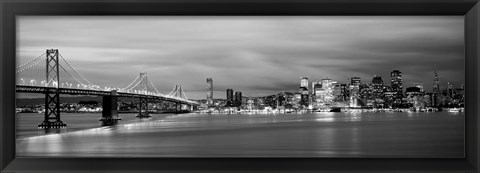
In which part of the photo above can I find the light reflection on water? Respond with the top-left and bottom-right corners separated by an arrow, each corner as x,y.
16,112 -> 464,157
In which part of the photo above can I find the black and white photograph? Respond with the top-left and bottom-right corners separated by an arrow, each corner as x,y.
15,16 -> 465,158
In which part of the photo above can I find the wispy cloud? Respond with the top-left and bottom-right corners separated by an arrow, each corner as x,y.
17,16 -> 464,99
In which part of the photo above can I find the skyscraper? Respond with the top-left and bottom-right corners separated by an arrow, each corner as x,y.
301,77 -> 309,90
299,77 -> 309,107
432,66 -> 440,107
313,83 -> 322,93
372,75 -> 384,107
322,78 -> 332,89
311,81 -> 319,94
226,89 -> 234,107
391,70 -> 403,106
349,77 -> 361,107
406,87 -> 422,108
321,78 -> 334,105
351,77 -> 361,86
340,84 -> 348,102
234,91 -> 242,107
359,83 -> 374,107
372,75 -> 383,85
391,70 -> 402,91
206,78 -> 213,106
447,82 -> 454,98
433,66 -> 440,94
415,83 -> 425,93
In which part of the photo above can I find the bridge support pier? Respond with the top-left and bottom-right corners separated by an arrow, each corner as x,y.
136,97 -> 151,118
99,90 -> 121,126
39,88 -> 67,128
175,103 -> 182,114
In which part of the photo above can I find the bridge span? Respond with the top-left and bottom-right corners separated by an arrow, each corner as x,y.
16,49 -> 199,128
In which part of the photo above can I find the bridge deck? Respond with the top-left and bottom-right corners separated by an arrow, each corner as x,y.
16,85 -> 198,105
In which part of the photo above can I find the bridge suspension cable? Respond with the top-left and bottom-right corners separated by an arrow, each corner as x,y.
59,63 -> 85,87
124,74 -> 147,91
16,53 -> 46,71
168,85 -> 177,96
147,77 -> 161,94
180,87 -> 189,100
123,73 -> 162,95
59,53 -> 96,86
123,74 -> 141,90
168,84 -> 189,100
16,53 -> 47,86
16,58 -> 46,74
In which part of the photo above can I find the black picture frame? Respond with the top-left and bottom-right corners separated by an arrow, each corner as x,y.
1,0 -> 479,172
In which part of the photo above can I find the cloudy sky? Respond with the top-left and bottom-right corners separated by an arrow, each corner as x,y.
17,16 -> 464,99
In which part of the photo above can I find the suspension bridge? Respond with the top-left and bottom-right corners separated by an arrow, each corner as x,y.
16,49 -> 199,128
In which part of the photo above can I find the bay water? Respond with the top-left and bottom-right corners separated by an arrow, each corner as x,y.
16,112 -> 464,157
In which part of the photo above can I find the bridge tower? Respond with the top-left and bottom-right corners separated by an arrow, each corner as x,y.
38,49 -> 67,128
136,73 -> 151,118
168,84 -> 189,114
99,90 -> 122,126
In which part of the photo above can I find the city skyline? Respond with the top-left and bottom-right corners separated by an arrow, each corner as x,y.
17,16 -> 464,99
205,68 -> 464,100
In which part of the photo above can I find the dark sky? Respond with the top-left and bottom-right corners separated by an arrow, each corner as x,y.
17,16 -> 464,100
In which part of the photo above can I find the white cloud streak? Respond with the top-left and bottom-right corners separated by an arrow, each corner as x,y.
17,16 -> 464,99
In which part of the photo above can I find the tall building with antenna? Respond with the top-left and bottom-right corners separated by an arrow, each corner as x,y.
433,66 -> 440,94
433,66 -> 440,107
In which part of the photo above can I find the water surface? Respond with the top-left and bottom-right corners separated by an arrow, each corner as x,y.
16,112 -> 464,158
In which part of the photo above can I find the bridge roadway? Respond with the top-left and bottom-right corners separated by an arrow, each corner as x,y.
16,85 -> 199,128
16,85 -> 198,105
